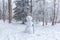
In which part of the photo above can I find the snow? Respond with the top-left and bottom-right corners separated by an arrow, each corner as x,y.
0,20 -> 60,40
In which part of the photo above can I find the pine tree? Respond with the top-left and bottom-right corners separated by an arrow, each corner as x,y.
13,0 -> 29,24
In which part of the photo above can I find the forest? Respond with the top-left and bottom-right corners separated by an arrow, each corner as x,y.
0,0 -> 60,25
0,0 -> 60,40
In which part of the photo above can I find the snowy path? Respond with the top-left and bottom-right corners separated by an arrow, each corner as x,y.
0,20 -> 60,40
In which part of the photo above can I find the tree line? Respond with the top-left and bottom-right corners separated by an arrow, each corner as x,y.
0,0 -> 60,26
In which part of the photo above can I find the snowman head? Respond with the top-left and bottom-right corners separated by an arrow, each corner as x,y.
26,16 -> 33,21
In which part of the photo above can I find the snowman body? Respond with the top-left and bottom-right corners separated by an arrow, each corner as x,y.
25,16 -> 33,33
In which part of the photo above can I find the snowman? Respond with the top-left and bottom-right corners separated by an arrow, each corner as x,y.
24,16 -> 33,34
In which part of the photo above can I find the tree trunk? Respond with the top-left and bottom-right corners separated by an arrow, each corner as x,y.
43,0 -> 45,26
52,0 -> 56,25
55,0 -> 59,24
2,0 -> 5,22
30,0 -> 32,16
30,0 -> 34,34
8,0 -> 12,23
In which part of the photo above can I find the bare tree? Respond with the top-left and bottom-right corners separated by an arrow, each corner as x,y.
8,0 -> 12,23
55,0 -> 59,24
43,0 -> 45,26
52,0 -> 56,25
2,0 -> 5,22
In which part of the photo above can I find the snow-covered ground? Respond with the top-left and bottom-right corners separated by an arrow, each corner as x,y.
0,20 -> 60,40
